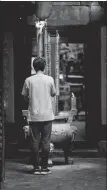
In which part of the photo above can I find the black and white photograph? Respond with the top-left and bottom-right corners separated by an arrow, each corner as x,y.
0,1 -> 107,190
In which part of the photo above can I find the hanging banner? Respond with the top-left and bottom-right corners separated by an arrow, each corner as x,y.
48,34 -> 51,76
55,30 -> 60,96
44,26 -> 49,75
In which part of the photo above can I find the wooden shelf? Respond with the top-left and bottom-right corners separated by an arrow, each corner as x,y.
67,83 -> 83,86
68,75 -> 84,78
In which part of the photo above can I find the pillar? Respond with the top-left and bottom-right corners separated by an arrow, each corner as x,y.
0,33 -> 5,189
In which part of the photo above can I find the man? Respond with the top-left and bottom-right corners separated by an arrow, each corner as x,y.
22,57 -> 56,175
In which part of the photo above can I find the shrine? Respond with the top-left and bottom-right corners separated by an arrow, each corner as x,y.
0,1 -> 107,185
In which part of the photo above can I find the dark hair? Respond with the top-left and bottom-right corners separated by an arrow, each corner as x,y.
33,57 -> 46,72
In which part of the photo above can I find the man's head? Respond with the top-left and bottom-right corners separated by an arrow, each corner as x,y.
33,57 -> 46,73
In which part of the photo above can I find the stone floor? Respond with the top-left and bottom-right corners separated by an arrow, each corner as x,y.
3,157 -> 106,190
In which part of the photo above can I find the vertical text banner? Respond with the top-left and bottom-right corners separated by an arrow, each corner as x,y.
48,34 -> 51,76
44,26 -> 49,75
55,31 -> 60,96
55,31 -> 60,114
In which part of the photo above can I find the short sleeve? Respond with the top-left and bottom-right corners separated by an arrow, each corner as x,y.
21,79 -> 29,97
51,77 -> 56,97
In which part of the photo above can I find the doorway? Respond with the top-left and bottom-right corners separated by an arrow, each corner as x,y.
48,24 -> 101,146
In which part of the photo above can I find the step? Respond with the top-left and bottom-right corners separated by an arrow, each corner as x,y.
17,148 -> 99,158
5,141 -> 106,159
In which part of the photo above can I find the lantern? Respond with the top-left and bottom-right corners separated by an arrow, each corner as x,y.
90,2 -> 104,22
35,2 -> 52,20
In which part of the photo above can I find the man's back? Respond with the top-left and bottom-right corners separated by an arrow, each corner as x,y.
22,73 -> 56,121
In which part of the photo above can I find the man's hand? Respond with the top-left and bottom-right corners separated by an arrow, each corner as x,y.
51,92 -> 56,97
23,125 -> 30,139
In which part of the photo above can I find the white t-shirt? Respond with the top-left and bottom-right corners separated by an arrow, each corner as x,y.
22,72 -> 56,122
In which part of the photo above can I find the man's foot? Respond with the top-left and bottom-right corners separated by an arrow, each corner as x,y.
33,168 -> 41,175
41,168 -> 52,175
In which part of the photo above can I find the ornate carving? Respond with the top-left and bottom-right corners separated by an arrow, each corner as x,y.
59,9 -> 70,20
49,10 -> 57,20
35,20 -> 47,36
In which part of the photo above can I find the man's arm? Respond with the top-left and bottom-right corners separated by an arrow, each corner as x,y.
21,79 -> 29,101
51,77 -> 56,97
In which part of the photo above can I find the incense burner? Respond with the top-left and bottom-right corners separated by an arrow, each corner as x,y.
22,110 -> 77,165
